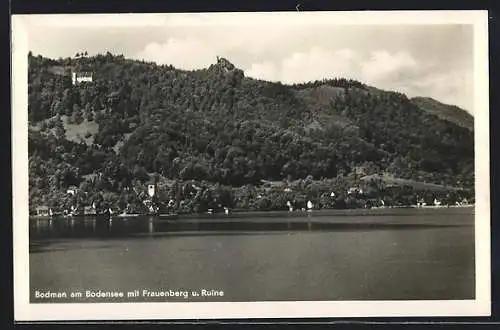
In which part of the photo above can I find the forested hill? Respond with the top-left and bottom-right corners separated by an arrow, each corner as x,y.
410,97 -> 474,131
27,52 -> 474,211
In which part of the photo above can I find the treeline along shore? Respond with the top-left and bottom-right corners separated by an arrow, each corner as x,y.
30,174 -> 474,217
28,53 -> 474,217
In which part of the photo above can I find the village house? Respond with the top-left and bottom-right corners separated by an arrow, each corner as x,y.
416,198 -> 427,207
66,185 -> 79,196
84,205 -> 96,215
68,205 -> 78,215
35,205 -> 50,217
147,183 -> 156,198
347,187 -> 364,195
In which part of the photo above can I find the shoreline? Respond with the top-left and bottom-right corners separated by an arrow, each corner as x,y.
29,204 -> 474,222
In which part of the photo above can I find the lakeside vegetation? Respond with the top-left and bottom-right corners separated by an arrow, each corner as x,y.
28,52 -> 474,215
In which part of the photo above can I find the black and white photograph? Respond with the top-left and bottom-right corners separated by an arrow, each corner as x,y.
12,11 -> 490,321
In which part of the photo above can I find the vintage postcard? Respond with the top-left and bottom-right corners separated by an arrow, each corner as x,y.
12,11 -> 490,321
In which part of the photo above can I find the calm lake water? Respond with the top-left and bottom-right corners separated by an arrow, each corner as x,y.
29,208 -> 475,302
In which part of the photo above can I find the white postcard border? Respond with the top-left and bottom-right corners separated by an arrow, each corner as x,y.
12,11 -> 491,321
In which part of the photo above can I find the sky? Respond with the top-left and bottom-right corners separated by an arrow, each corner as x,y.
20,13 -> 476,113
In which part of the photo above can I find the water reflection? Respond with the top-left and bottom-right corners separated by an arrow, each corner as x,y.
29,209 -> 475,302
30,210 -> 472,242
148,217 -> 154,235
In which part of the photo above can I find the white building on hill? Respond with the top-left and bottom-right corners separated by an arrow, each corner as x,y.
72,71 -> 93,85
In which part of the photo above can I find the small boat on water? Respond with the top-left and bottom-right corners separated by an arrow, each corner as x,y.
158,213 -> 179,220
307,200 -> 314,212
113,212 -> 140,218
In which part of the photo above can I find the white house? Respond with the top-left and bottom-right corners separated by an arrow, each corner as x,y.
72,71 -> 93,85
147,184 -> 156,197
36,206 -> 50,217
66,186 -> 78,196
347,187 -> 363,195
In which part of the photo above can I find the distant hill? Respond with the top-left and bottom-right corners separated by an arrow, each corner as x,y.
26,52 -> 474,210
411,97 -> 474,131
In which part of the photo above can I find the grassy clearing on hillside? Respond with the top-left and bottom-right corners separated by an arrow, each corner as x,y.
411,97 -> 474,131
29,115 -> 99,146
261,174 -> 459,192
60,115 -> 99,145
360,174 -> 458,191
30,112 -> 132,154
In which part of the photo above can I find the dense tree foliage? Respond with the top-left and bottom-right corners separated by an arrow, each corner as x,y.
27,52 -> 475,214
